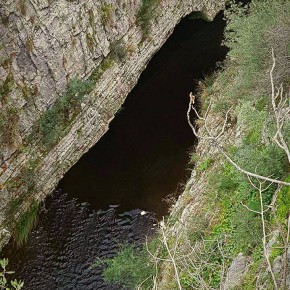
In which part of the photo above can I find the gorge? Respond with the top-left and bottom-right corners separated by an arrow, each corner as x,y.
2,10 -> 227,289
0,0 -> 225,250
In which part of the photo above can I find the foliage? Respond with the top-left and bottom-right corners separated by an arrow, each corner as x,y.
89,56 -> 114,82
110,39 -> 127,62
136,0 -> 160,39
220,0 -> 290,102
38,77 -> 92,147
100,244 -> 156,289
100,4 -> 114,26
0,73 -> 14,102
276,176 -> 290,223
197,157 -> 214,172
189,1 -> 290,286
0,106 -> 19,146
86,33 -> 95,54
35,56 -> 114,149
14,201 -> 39,246
5,198 -> 24,219
0,259 -> 24,290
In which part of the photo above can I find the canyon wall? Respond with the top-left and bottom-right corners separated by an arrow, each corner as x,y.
0,0 -> 225,249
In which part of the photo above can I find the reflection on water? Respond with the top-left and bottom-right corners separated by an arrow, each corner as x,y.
2,12 -> 227,290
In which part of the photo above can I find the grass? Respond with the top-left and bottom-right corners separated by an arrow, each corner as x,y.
5,197 -> 24,219
5,158 -> 39,223
14,201 -> 39,246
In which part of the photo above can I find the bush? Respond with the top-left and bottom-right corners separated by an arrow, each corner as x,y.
0,106 -> 19,146
100,4 -> 114,26
38,78 -> 93,148
197,158 -> 214,172
276,176 -> 290,223
27,56 -> 114,149
136,0 -> 160,39
0,73 -> 14,102
89,56 -> 114,82
110,39 -> 127,62
101,244 -> 155,289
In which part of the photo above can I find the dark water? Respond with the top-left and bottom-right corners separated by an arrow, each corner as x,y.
2,12 -> 227,290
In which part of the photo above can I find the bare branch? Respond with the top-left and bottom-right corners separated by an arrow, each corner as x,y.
160,218 -> 183,290
270,49 -> 290,164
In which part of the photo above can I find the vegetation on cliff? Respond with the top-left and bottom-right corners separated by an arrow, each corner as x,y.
101,1 -> 290,288
136,0 -> 160,39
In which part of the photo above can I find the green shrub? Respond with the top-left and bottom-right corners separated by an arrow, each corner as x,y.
100,4 -> 114,26
0,106 -> 19,146
235,143 -> 288,180
136,0 -> 160,39
110,39 -> 127,61
197,158 -> 214,172
101,244 -> 155,289
14,201 -> 39,246
0,73 -> 14,102
89,56 -> 114,82
231,206 -> 262,254
276,176 -> 290,223
34,56 -> 115,149
38,78 -> 93,148
86,33 -> 95,54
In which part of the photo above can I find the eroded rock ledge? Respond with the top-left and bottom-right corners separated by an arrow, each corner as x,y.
0,0 -> 225,249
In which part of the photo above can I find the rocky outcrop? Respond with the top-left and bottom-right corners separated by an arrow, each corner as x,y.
224,253 -> 252,289
0,0 -> 225,249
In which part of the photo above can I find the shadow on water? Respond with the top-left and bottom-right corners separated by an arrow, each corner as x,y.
2,12 -> 227,290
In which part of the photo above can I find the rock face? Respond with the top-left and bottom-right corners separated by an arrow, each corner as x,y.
0,1 -> 225,249
224,253 -> 252,289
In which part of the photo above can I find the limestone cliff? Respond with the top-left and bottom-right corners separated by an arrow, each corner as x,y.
0,0 -> 225,249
